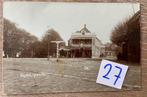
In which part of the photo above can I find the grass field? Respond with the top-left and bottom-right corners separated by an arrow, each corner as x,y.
3,58 -> 141,94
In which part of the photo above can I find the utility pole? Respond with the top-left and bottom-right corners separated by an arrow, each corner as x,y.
47,32 -> 51,61
51,41 -> 64,61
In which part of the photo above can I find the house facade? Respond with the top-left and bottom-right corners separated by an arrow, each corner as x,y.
60,24 -> 104,58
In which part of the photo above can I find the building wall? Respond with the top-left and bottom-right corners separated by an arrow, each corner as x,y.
68,36 -> 102,58
92,37 -> 103,58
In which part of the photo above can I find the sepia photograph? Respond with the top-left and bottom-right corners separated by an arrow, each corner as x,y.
3,2 -> 141,94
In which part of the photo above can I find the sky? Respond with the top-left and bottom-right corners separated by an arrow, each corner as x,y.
3,2 -> 140,44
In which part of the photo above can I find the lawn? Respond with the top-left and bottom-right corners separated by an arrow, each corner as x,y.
3,58 -> 141,94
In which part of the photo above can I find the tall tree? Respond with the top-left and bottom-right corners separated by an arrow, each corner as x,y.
111,11 -> 140,62
4,18 -> 38,57
36,29 -> 63,58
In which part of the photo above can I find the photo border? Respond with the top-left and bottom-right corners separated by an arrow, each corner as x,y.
1,0 -> 147,97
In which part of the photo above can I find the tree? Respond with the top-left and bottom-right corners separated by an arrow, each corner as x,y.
4,18 -> 64,58
111,11 -> 140,63
4,18 -> 38,57
34,29 -> 64,58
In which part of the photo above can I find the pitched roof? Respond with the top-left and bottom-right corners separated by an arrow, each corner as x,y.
77,24 -> 91,33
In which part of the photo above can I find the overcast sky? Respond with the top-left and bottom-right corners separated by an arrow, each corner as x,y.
3,2 -> 140,44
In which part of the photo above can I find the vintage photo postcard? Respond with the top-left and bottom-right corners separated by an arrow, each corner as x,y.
3,2 -> 141,94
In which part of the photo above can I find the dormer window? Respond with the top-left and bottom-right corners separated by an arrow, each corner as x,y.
82,31 -> 85,35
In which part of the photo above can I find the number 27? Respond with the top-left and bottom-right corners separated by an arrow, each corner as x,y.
102,63 -> 122,85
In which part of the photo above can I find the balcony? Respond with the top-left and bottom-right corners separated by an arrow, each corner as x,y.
70,43 -> 92,48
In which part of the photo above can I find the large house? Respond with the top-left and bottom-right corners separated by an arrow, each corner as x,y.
59,24 -> 104,58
